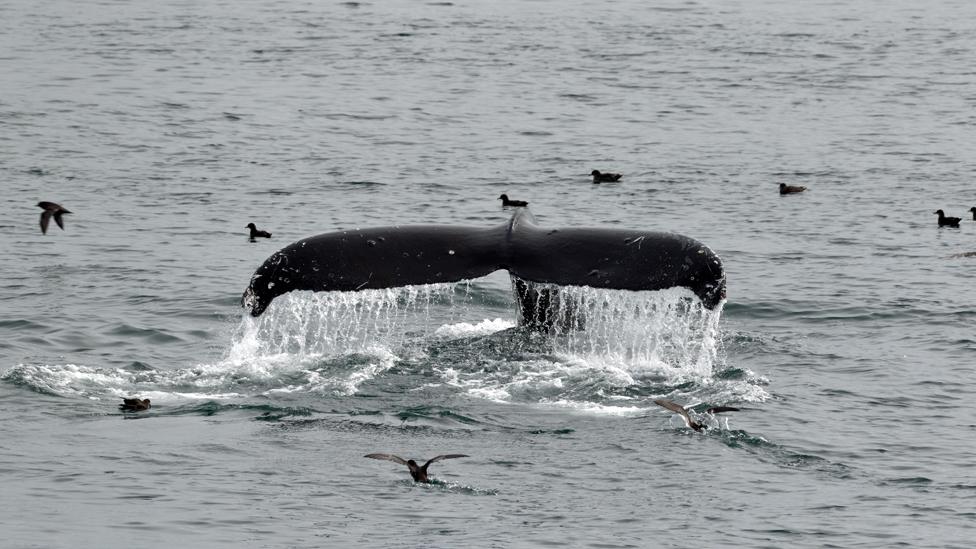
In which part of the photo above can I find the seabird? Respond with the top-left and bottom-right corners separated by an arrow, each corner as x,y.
935,209 -> 961,227
246,223 -> 272,239
653,399 -> 738,432
779,183 -> 806,195
591,170 -> 622,184
364,453 -> 468,483
969,207 -> 975,220
498,194 -> 528,207
119,398 -> 151,412
37,201 -> 71,234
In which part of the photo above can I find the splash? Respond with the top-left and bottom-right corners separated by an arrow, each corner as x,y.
431,285 -> 741,413
519,284 -> 723,377
2,282 -> 751,412
230,283 -> 482,358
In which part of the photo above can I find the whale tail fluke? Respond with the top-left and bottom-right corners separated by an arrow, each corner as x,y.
242,209 -> 725,322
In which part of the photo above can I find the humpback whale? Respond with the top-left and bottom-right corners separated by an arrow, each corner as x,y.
241,209 -> 725,326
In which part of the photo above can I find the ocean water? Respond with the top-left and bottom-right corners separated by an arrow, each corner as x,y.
2,0 -> 976,547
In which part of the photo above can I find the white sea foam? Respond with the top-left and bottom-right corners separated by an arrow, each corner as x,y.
433,318 -> 515,339
536,399 -> 646,416
5,284 -> 759,409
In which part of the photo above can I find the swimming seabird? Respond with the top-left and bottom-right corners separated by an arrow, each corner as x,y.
653,399 -> 738,432
364,453 -> 468,483
935,209 -> 961,227
498,194 -> 528,207
779,183 -> 806,194
246,223 -> 272,239
969,207 -> 975,220
591,170 -> 622,184
119,398 -> 151,412
37,201 -> 71,234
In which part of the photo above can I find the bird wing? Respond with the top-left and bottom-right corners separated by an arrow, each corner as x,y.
40,210 -> 51,234
653,399 -> 693,428
653,399 -> 687,414
423,454 -> 469,468
53,212 -> 66,230
705,406 -> 739,414
364,453 -> 409,466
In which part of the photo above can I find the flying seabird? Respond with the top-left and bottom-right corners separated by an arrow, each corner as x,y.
653,399 -> 738,432
37,201 -> 71,234
364,453 -> 468,483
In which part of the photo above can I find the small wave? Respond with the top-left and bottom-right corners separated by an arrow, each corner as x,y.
429,480 -> 498,496
394,405 -> 485,428
383,478 -> 497,495
2,347 -> 396,404
718,430 -> 856,479
322,113 -> 397,121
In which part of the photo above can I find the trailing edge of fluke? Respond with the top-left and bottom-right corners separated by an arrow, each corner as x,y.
241,208 -> 725,319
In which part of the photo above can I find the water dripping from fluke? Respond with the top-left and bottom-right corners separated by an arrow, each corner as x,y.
228,281 -> 745,413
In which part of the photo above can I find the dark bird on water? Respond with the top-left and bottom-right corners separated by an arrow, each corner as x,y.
119,398 -> 151,412
364,453 -> 468,483
498,194 -> 528,207
779,183 -> 806,195
935,209 -> 961,227
37,201 -> 71,234
969,207 -> 975,220
591,170 -> 622,184
653,399 -> 739,432
246,222 -> 272,239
